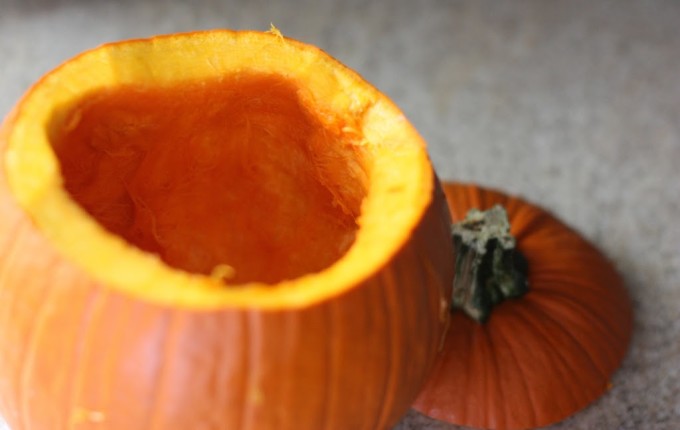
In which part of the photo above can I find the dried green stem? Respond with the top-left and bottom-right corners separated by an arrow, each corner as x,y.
451,205 -> 528,323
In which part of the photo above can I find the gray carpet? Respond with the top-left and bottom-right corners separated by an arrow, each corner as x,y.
1,1 -> 679,429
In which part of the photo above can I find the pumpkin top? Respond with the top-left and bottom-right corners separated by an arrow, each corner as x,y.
2,30 -> 434,310
414,183 -> 633,430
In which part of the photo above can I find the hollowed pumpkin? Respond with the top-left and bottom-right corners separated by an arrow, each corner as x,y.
0,30 -> 454,430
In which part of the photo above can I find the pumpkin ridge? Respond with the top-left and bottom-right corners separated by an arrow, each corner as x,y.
0,258 -> 12,417
95,298 -> 116,423
511,298 -> 596,414
482,321 -> 505,429
508,206 -> 551,243
495,315 -> 539,428
376,267 -> 400,428
146,311 -> 180,430
523,296 -> 610,384
530,275 -> 627,347
457,321 -> 475,425
477,324 -> 499,425
320,303 -> 336,430
0,216 -> 23,268
106,297 -> 142,425
416,248 -> 448,358
64,288 -> 105,427
243,309 -> 263,430
234,311 -> 248,430
0,226 -> 25,341
20,256 -> 63,429
459,327 -> 476,425
531,289 -> 626,370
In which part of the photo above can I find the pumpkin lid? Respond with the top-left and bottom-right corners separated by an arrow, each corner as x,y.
413,182 -> 633,430
2,29 -> 434,310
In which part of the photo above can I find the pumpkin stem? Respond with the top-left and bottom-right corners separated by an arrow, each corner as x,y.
450,205 -> 528,323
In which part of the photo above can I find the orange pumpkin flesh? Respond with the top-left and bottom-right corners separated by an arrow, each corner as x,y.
0,30 -> 454,430
413,182 -> 633,430
51,75 -> 363,284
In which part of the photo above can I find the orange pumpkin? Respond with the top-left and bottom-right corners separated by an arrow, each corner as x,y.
413,182 -> 633,430
0,30 -> 455,430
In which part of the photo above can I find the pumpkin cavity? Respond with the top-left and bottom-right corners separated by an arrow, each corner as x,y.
48,73 -> 368,285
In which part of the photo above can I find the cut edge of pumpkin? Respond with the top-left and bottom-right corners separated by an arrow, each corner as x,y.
2,30 -> 435,310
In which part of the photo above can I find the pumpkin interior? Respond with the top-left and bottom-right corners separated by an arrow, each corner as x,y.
4,31 -> 433,308
48,74 -> 364,285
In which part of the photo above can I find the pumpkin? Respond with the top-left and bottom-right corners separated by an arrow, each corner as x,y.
413,182 -> 633,430
0,30 -> 455,430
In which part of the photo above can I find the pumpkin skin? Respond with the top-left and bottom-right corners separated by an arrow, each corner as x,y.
413,182 -> 634,430
0,30 -> 455,430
